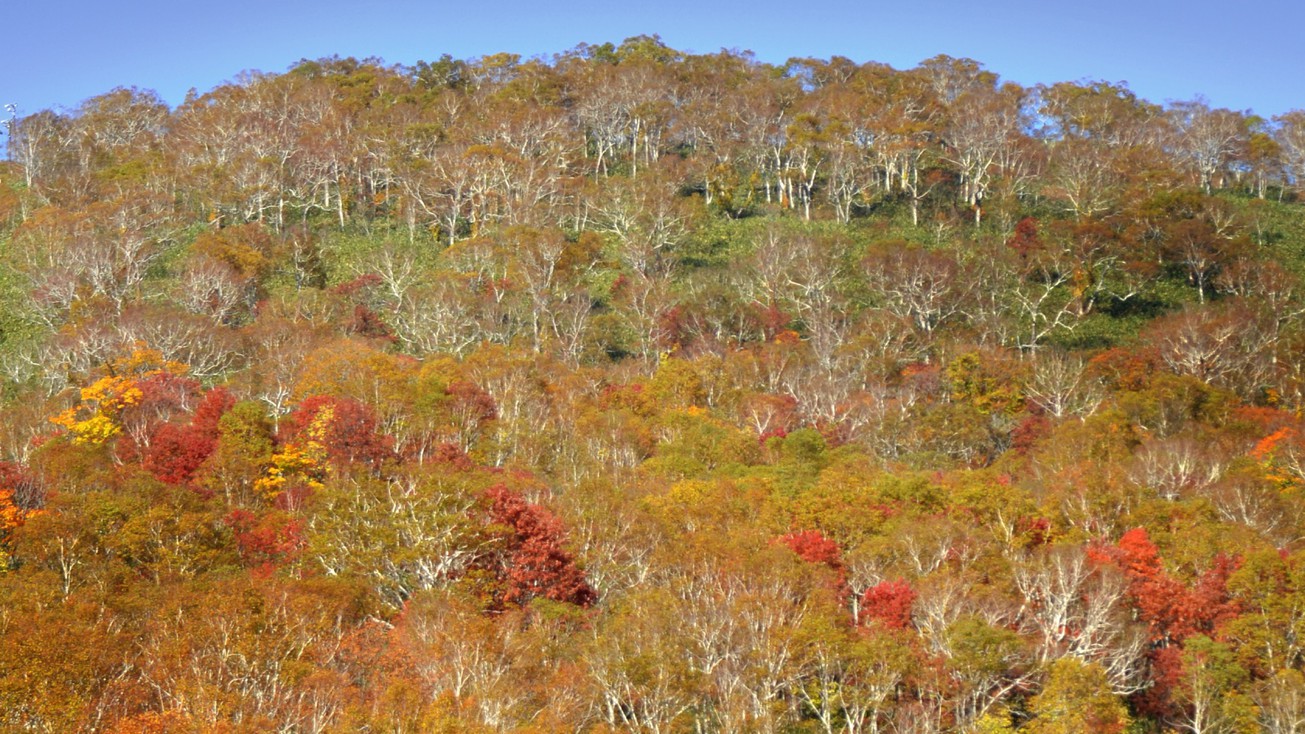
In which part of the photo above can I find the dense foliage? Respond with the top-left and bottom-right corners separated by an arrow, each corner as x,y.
4,35 -> 1305,732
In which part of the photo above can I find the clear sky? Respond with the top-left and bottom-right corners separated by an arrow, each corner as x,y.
2,0 -> 1303,134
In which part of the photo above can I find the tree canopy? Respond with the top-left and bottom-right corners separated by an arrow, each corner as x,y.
2,38 -> 1305,732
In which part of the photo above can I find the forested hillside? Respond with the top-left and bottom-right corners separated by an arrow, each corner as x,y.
5,35 -> 1305,732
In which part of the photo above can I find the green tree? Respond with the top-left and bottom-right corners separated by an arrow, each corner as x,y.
198,400 -> 276,506
1026,658 -> 1131,734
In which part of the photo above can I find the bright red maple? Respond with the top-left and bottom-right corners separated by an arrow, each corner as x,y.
859,579 -> 916,629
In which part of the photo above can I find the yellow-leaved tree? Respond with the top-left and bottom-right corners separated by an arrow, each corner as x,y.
49,347 -> 189,446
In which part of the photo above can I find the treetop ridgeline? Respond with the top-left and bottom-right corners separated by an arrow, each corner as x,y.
4,35 -> 1305,732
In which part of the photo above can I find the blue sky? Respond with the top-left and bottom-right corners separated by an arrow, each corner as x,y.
3,0 -> 1303,132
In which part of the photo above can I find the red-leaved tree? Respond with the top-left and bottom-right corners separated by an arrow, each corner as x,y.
859,579 -> 916,630
281,395 -> 395,471
143,386 -> 235,485
779,529 -> 848,595
1098,528 -> 1240,645
1092,527 -> 1242,721
484,484 -> 596,609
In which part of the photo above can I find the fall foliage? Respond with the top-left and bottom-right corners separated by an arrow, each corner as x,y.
3,36 -> 1305,732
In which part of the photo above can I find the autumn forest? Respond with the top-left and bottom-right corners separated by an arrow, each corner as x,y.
5,35 -> 1305,733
